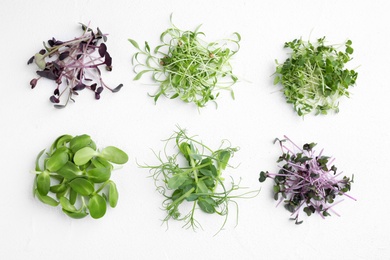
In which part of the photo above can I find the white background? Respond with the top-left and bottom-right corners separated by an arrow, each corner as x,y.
1,0 -> 389,259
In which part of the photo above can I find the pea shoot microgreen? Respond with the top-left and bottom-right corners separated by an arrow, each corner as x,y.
129,14 -> 241,108
259,136 -> 356,224
33,134 -> 128,219
274,37 -> 358,116
28,23 -> 123,108
140,128 -> 259,234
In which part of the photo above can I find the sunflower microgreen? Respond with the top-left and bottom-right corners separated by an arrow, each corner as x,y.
33,134 -> 128,219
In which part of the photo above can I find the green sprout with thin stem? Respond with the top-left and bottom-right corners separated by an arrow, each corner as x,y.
129,14 -> 241,108
32,134 -> 128,219
274,37 -> 358,116
140,127 -> 259,234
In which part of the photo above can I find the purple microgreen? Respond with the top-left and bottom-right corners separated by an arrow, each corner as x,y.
98,43 -> 107,57
28,23 -> 123,108
112,84 -> 123,93
259,136 -> 356,224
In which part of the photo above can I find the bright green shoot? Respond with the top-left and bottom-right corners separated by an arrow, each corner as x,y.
33,134 -> 128,219
274,37 -> 358,116
129,14 -> 241,108
140,127 -> 259,235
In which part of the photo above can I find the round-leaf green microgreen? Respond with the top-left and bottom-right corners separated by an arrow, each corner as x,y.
274,37 -> 358,116
129,14 -> 241,108
32,134 -> 128,219
140,127 -> 259,234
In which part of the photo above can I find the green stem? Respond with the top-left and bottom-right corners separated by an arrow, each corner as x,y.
167,187 -> 196,210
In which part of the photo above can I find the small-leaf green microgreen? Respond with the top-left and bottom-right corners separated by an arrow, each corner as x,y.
140,127 -> 259,234
259,136 -> 356,224
129,14 -> 241,108
274,37 -> 358,116
32,134 -> 128,219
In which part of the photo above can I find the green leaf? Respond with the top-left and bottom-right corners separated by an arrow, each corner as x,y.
99,146 -> 128,164
57,161 -> 81,180
91,158 -> 113,170
259,171 -> 268,182
35,191 -> 59,207
128,39 -> 140,50
34,53 -> 46,69
197,197 -> 216,214
60,197 -> 77,212
133,70 -> 151,81
50,184 -> 67,193
35,149 -> 46,172
88,194 -> 107,219
218,150 -> 231,170
50,134 -> 73,152
69,188 -> 77,205
70,134 -> 93,153
273,75 -> 280,85
73,147 -> 98,166
62,209 -> 88,219
87,167 -> 111,183
36,171 -> 50,196
167,174 -> 188,189
108,182 -> 119,208
179,142 -> 191,161
46,150 -> 69,172
196,180 -> 209,194
69,178 -> 94,196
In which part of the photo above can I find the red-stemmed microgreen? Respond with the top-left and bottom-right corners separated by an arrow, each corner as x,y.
259,136 -> 355,224
274,37 -> 358,116
33,134 -> 128,219
140,127 -> 259,234
129,14 -> 240,108
28,23 -> 123,108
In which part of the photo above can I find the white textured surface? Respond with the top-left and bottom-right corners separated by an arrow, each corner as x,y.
1,0 -> 389,259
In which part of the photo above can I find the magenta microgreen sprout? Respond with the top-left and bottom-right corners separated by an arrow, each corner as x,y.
259,136 -> 356,224
28,23 -> 123,108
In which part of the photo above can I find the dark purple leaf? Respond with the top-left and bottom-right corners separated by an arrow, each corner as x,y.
50,95 -> 60,103
79,42 -> 85,52
95,93 -> 101,100
77,69 -> 82,80
52,61 -> 60,70
104,52 -> 112,67
90,83 -> 97,91
96,86 -> 103,94
54,89 -> 60,95
39,49 -> 46,55
98,43 -> 107,57
73,82 -> 86,91
59,51 -> 70,61
27,56 -> 34,65
30,78 -> 38,89
112,84 -> 123,93
48,39 -> 55,47
54,40 -> 64,46
36,70 -> 58,80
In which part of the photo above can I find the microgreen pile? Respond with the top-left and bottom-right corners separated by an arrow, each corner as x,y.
274,37 -> 358,116
259,136 -> 355,224
141,128 -> 258,234
28,23 -> 123,108
33,134 -> 128,219
129,15 -> 241,108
